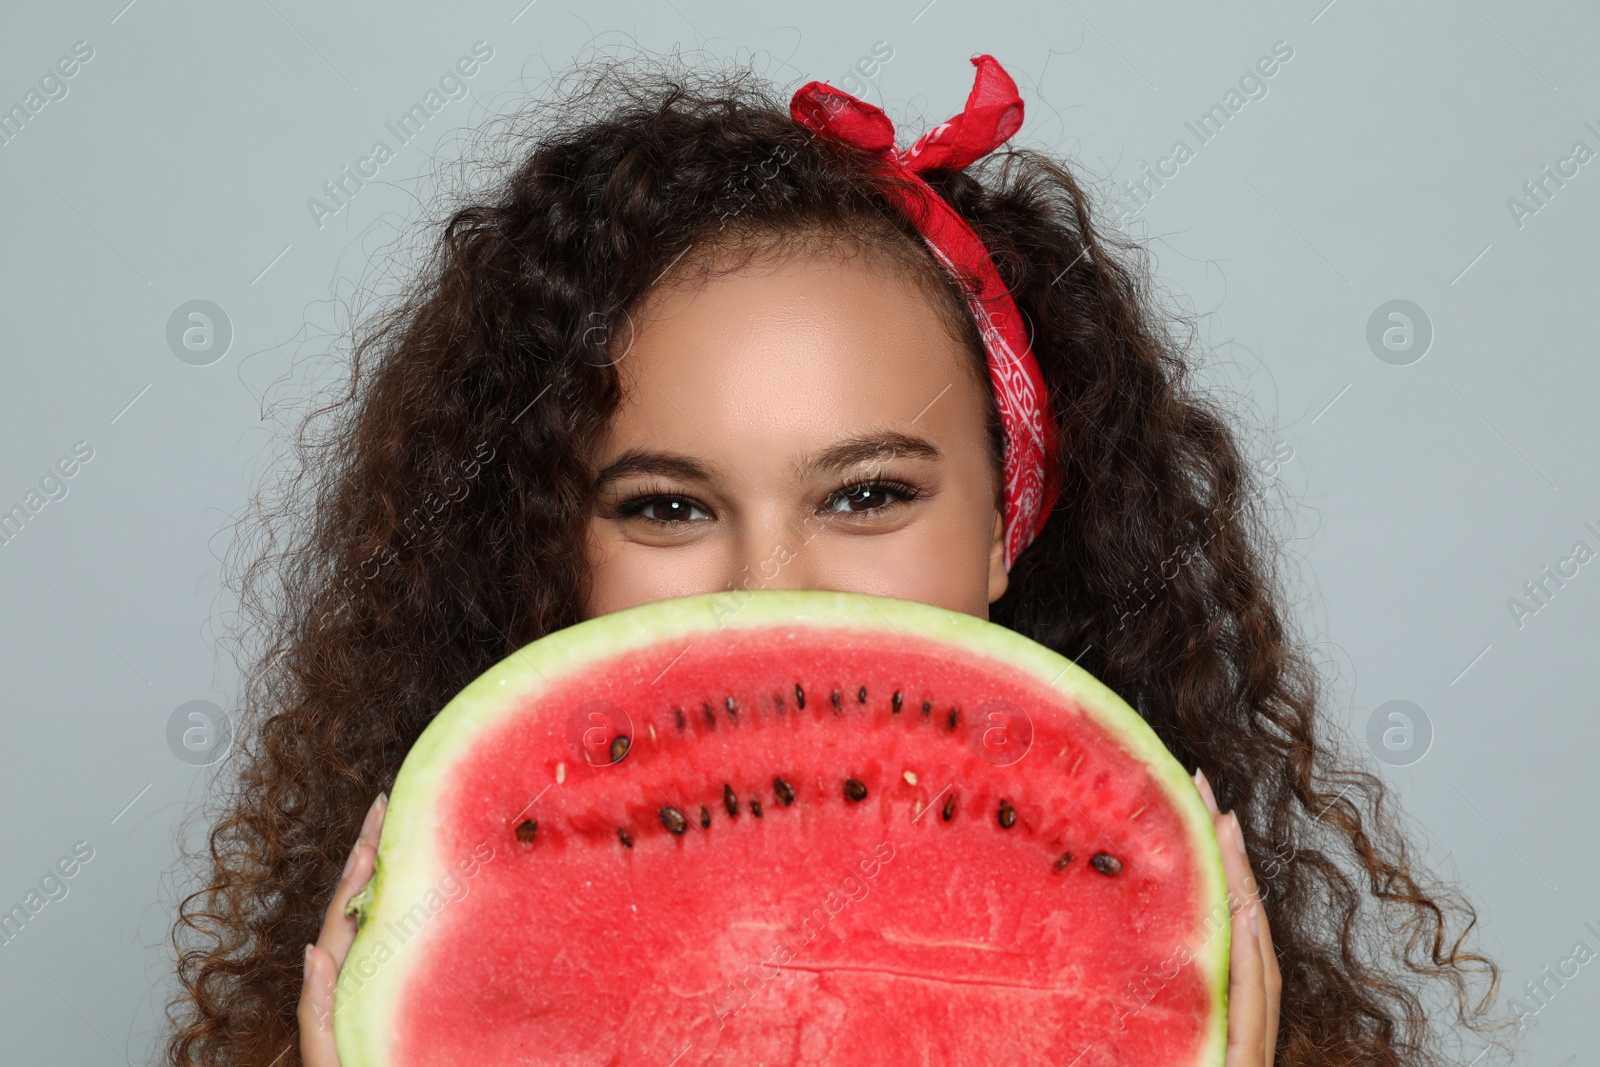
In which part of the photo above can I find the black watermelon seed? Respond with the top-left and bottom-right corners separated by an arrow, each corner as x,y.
1053,851 -> 1075,872
514,819 -> 538,844
725,696 -> 737,721
830,688 -> 841,712
723,784 -> 739,818
844,778 -> 868,802
609,735 -> 631,763
673,707 -> 686,731
941,793 -> 957,820
857,685 -> 867,704
617,828 -> 633,848
699,805 -> 711,829
946,707 -> 959,731
921,700 -> 932,718
774,777 -> 796,806
1090,853 -> 1123,876
703,703 -> 716,728
659,806 -> 688,834
795,683 -> 806,709
750,797 -> 763,817
998,800 -> 1017,829
892,691 -> 903,713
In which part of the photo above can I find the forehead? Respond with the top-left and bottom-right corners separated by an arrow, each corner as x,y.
603,243 -> 990,467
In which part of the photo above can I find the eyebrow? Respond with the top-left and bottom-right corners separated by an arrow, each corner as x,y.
794,431 -> 942,479
593,449 -> 720,491
591,431 -> 943,492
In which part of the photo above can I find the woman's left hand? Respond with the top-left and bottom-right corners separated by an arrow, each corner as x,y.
1196,770 -> 1281,1067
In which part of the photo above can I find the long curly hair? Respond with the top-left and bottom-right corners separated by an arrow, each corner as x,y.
164,52 -> 1504,1066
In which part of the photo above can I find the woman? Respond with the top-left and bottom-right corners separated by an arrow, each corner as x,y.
166,52 -> 1500,1066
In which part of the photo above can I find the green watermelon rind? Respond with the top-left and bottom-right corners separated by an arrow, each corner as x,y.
334,589 -> 1229,1066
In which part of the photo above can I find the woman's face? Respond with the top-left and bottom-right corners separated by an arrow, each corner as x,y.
582,241 -> 1007,621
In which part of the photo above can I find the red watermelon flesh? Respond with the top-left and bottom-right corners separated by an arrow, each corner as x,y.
336,591 -> 1229,1066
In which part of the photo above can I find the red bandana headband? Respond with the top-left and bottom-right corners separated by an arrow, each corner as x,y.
790,54 -> 1059,570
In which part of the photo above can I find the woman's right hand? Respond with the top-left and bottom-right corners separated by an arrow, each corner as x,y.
299,793 -> 387,1067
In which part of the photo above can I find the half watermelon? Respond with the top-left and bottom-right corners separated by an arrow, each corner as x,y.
335,590 -> 1229,1066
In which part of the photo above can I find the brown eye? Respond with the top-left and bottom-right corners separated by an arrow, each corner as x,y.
824,481 -> 917,514
619,496 -> 712,524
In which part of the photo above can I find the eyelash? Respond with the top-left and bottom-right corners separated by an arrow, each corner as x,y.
826,478 -> 921,514
611,486 -> 710,525
613,479 -> 921,525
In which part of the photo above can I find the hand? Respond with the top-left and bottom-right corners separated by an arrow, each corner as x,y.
299,793 -> 387,1067
1196,770 -> 1281,1067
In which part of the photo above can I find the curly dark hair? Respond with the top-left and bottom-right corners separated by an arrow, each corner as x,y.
164,51 -> 1504,1066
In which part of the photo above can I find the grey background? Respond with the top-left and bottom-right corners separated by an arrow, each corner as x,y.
1,0 -> 1596,1063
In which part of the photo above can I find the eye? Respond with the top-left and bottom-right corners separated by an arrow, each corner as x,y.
615,494 -> 713,525
823,480 -> 919,514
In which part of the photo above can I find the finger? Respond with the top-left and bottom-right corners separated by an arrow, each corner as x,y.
1254,858 -> 1281,1065
1220,812 -> 1269,1067
301,795 -> 386,1064
364,791 -> 389,849
1199,775 -> 1278,1065
1195,769 -> 1221,817
1218,797 -> 1279,1065
318,841 -> 375,965
317,794 -> 387,971
298,944 -> 340,1067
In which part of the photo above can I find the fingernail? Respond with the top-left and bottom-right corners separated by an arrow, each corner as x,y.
1194,770 -> 1220,815
342,841 -> 361,880
359,793 -> 386,843
303,943 -> 314,981
1229,812 -> 1247,855
1248,903 -> 1260,937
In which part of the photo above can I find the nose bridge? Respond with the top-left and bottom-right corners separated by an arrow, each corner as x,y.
730,508 -> 817,593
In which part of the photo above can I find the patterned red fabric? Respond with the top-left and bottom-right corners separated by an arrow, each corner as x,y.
790,55 -> 1058,571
